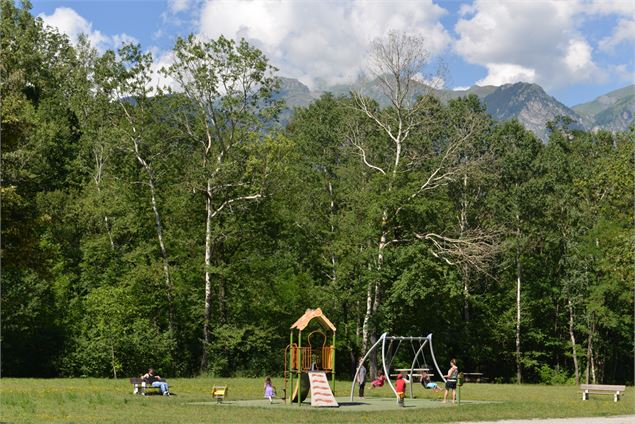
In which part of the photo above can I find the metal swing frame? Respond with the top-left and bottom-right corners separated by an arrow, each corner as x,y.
350,332 -> 445,401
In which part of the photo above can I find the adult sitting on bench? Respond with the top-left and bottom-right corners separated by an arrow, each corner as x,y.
142,368 -> 170,396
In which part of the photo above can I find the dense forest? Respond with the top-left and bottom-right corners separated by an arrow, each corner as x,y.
2,1 -> 633,384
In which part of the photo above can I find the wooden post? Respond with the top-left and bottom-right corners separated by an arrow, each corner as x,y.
331,332 -> 336,395
298,331 -> 302,406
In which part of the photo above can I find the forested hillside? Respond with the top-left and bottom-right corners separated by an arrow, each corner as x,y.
2,1 -> 633,385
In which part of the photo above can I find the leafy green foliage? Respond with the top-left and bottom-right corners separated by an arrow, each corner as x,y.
1,2 -> 632,385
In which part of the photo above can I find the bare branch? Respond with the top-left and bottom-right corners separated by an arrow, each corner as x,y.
209,194 -> 262,219
417,229 -> 502,274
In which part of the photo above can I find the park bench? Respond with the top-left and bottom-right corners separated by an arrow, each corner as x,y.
130,377 -> 166,395
580,384 -> 626,402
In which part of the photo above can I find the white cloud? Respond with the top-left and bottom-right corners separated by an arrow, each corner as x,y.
453,0 -> 609,89
476,64 -> 536,86
564,39 -> 595,73
584,0 -> 634,16
40,7 -> 108,48
599,18 -> 635,52
148,48 -> 179,93
413,73 -> 445,89
197,0 -> 451,89
168,0 -> 192,14
39,7 -> 138,51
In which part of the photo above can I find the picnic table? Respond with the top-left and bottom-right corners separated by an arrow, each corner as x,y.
390,368 -> 432,382
462,372 -> 486,383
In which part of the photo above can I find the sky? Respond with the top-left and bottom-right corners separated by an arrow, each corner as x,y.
31,0 -> 635,107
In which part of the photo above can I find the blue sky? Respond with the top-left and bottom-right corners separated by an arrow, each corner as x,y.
32,0 -> 634,107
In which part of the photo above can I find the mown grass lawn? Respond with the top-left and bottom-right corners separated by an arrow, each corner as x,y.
1,377 -> 632,423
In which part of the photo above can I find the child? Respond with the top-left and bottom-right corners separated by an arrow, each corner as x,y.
370,370 -> 387,388
264,376 -> 276,403
395,373 -> 407,407
421,371 -> 441,392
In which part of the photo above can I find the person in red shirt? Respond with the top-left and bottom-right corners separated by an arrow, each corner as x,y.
395,373 -> 407,407
370,370 -> 387,388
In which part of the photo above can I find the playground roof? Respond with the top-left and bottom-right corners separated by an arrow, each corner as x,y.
290,308 -> 336,332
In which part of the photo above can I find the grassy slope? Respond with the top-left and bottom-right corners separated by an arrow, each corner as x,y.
1,377 -> 633,423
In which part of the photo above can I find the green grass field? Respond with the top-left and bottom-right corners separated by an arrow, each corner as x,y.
1,377 -> 632,423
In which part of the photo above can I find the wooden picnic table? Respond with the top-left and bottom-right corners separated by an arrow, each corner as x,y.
462,372 -> 486,383
390,369 -> 434,382
394,368 -> 430,372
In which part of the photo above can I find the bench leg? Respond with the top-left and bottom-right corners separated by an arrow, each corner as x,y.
582,390 -> 589,400
614,393 -> 619,402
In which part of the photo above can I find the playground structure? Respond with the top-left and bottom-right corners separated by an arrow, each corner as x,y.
284,308 -> 338,407
350,332 -> 445,401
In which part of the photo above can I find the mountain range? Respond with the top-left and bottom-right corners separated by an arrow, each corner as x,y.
276,77 -> 634,140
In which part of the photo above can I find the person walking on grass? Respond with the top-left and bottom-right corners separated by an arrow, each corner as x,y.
356,357 -> 367,399
264,376 -> 276,403
141,368 -> 170,396
443,358 -> 458,404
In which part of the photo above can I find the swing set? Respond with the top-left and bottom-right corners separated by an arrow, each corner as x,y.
350,332 -> 446,401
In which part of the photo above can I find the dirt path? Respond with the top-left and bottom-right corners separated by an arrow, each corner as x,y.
459,415 -> 635,424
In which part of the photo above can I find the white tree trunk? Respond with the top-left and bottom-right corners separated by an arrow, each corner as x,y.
120,99 -> 176,332
93,148 -> 115,250
515,232 -> 522,384
361,279 -> 373,354
328,181 -> 337,285
201,180 -> 214,371
585,318 -> 596,384
568,298 -> 579,385
133,140 -> 175,332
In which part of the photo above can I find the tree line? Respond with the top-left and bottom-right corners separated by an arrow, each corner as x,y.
2,1 -> 633,384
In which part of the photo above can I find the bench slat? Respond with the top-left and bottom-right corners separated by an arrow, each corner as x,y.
580,384 -> 625,391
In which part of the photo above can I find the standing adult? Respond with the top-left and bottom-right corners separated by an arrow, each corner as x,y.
443,358 -> 458,403
356,357 -> 367,399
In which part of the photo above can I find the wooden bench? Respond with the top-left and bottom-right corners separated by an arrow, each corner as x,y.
580,384 -> 626,402
130,377 -> 166,395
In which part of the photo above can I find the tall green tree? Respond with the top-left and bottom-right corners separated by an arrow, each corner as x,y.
1,0 -> 82,376
489,120 -> 544,383
164,34 -> 281,371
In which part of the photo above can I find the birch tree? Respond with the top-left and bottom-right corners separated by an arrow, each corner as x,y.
96,44 -> 176,332
490,120 -> 543,383
350,32 -> 488,375
164,35 -> 280,371
69,38 -> 117,251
